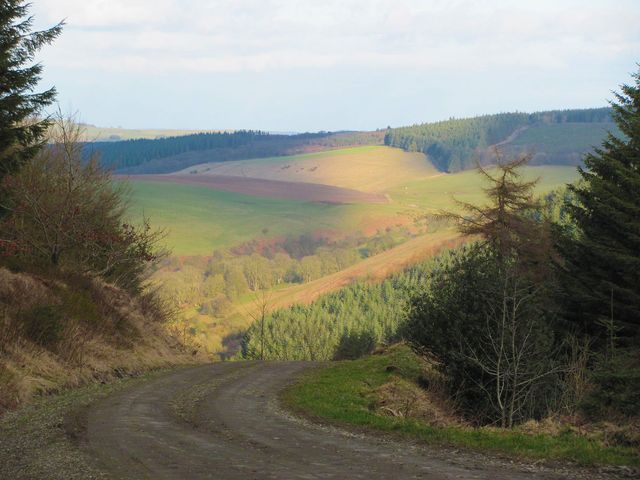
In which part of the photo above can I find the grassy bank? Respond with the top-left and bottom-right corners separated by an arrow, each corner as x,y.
283,345 -> 639,467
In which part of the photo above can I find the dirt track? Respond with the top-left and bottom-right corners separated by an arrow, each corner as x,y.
128,174 -> 389,204
83,361 -> 579,480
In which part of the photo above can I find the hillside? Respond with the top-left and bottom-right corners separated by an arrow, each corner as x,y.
0,268 -> 198,414
127,163 -> 578,356
87,130 -> 384,173
180,146 -> 439,192
83,108 -> 617,178
384,107 -> 618,172
127,157 -> 577,256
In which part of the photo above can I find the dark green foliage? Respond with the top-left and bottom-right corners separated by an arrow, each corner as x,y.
85,130 -> 383,173
0,1 -> 62,182
558,71 -> 640,345
539,187 -> 578,229
581,349 -> 640,419
385,108 -> 613,172
333,329 -> 376,360
87,130 -> 274,171
21,305 -> 65,347
403,244 -> 560,425
241,254 -> 448,360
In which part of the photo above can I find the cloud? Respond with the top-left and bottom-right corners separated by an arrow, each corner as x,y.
32,0 -> 640,74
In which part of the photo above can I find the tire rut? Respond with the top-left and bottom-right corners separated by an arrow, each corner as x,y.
83,361 -> 587,480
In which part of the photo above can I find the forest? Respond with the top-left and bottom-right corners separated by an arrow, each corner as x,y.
384,107 -> 614,172
241,251 -> 446,361
84,129 -> 383,173
154,225 -> 414,352
244,77 -> 640,427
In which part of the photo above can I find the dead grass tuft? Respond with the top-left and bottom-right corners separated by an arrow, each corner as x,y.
370,350 -> 463,428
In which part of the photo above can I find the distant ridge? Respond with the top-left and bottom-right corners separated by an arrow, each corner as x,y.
384,107 -> 618,172
86,130 -> 383,174
85,107 -> 620,175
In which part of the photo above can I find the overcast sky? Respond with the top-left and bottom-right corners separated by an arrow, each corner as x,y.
31,0 -> 640,132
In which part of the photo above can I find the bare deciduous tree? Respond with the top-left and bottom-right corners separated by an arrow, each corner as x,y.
245,289 -> 273,360
465,266 -> 560,427
0,113 -> 165,292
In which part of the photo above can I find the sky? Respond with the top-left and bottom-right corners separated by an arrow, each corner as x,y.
31,0 -> 640,132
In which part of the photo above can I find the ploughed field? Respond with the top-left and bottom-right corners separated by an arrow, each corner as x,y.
129,173 -> 389,204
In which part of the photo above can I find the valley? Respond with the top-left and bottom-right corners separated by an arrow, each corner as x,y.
122,141 -> 579,356
2,4 -> 638,477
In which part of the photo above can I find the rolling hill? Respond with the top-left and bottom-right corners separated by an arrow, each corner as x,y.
131,162 -> 577,354
118,113 -> 591,357
384,107 -> 618,172
179,146 -> 438,192
88,130 -> 384,173
88,107 -> 617,182
127,155 -> 578,256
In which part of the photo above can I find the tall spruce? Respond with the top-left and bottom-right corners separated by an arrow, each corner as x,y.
0,1 -> 62,182
561,69 -> 640,345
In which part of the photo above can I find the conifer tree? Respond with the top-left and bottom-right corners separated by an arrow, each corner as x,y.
561,69 -> 640,344
0,1 -> 62,182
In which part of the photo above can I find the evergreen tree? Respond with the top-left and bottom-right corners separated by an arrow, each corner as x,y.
560,69 -> 640,345
0,1 -> 62,182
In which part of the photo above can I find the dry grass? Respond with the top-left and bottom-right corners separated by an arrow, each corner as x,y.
519,417 -> 640,450
0,268 -> 204,415
181,146 -> 439,192
372,377 -> 462,427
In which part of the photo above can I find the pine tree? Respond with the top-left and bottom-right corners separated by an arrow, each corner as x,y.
0,1 -> 63,182
561,69 -> 640,344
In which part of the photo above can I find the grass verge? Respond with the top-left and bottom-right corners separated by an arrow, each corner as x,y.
282,345 -> 639,468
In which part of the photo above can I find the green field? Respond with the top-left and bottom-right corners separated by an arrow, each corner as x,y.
284,345 -> 639,467
127,181 -> 372,255
387,165 -> 579,213
127,163 -> 579,255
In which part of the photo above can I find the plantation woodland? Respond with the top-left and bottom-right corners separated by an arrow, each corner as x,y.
86,130 -> 384,174
85,107 -> 617,176
243,75 -> 640,427
384,107 -> 616,171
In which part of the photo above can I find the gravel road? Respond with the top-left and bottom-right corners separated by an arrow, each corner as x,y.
83,361 -> 596,480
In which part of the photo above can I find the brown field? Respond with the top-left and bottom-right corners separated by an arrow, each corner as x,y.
128,174 -> 389,204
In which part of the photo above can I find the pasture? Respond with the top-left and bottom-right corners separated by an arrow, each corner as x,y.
127,181 -> 376,255
127,161 -> 579,256
180,146 -> 439,192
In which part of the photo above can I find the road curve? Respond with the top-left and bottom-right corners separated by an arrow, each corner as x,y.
84,362 -> 571,480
